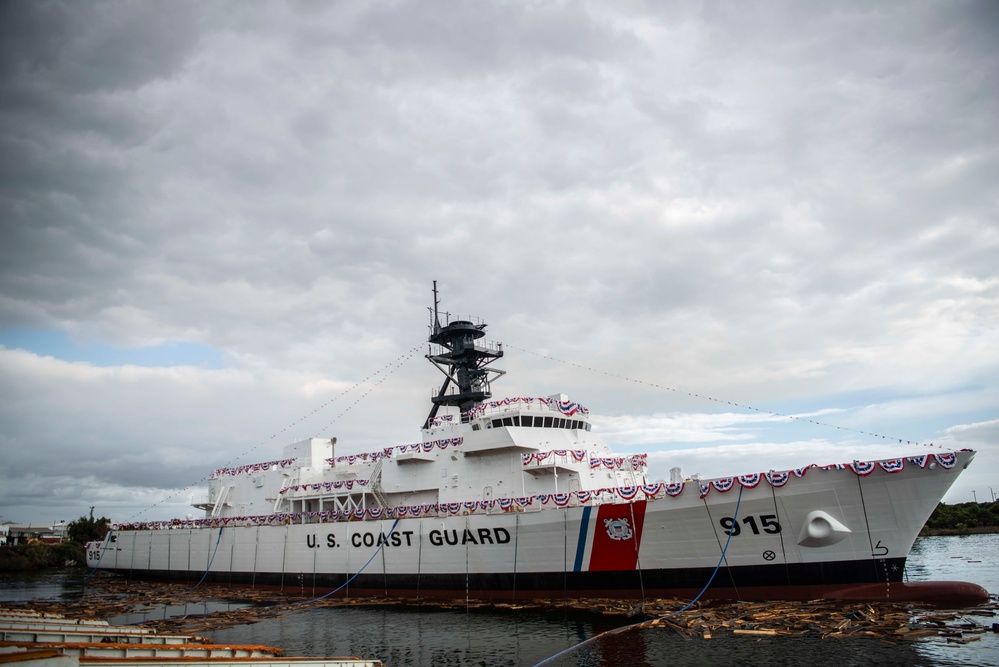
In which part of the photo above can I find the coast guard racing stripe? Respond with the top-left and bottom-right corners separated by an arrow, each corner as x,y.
585,501 -> 647,571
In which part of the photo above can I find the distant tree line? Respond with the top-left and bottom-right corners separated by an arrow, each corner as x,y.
0,508 -> 110,572
923,500 -> 999,533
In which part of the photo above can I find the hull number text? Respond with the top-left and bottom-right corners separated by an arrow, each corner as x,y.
719,514 -> 781,536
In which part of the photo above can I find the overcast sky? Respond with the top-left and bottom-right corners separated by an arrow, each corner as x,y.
1,1 -> 997,525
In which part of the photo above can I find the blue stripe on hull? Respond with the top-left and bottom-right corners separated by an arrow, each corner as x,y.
573,505 -> 591,572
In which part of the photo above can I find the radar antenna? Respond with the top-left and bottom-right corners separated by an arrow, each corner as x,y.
424,282 -> 504,429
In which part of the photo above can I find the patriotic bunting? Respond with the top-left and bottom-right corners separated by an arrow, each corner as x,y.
849,461 -> 876,476
879,459 -> 905,473
117,449 -> 970,531
324,437 -> 465,469
616,486 -> 639,500
588,455 -> 648,470
462,396 -> 591,418
934,452 -> 958,469
712,478 -> 736,493
642,482 -> 666,497
765,471 -> 789,487
211,458 -> 297,479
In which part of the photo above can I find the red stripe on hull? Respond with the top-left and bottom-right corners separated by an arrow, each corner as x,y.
588,501 -> 647,571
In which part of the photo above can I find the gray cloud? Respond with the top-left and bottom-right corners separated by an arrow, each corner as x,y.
1,0 -> 996,522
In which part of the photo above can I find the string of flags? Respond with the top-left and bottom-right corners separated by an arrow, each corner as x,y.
503,343 -> 946,448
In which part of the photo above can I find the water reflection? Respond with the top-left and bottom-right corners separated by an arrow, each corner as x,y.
0,571 -> 83,603
107,600 -> 250,625
212,535 -> 998,667
558,631 -> 936,667
907,533 -> 999,591
2,535 -> 995,667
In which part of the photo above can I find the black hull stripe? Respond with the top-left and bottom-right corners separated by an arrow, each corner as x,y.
105,557 -> 906,600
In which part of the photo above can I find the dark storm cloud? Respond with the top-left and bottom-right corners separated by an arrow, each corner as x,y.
0,1 -> 199,93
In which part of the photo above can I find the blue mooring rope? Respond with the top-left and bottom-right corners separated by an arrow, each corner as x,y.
76,532 -> 115,585
190,525 -> 226,590
533,484 -> 745,667
294,518 -> 401,605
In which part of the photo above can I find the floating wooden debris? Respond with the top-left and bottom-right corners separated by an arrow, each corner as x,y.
3,573 -> 995,649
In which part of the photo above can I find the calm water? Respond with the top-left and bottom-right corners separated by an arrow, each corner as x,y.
3,535 -> 997,667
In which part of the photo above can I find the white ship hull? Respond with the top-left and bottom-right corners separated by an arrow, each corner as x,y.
87,449 -> 982,602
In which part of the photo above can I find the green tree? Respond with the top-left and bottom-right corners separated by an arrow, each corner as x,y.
924,500 -> 999,531
66,507 -> 110,544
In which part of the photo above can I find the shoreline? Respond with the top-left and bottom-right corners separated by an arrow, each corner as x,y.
919,526 -> 999,537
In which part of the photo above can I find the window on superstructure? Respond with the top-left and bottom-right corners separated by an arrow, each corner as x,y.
544,416 -> 553,427
522,416 -> 534,427
492,419 -> 502,428
512,416 -> 520,426
502,417 -> 513,427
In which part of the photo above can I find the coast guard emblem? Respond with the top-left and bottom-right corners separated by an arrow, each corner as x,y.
604,517 -> 633,541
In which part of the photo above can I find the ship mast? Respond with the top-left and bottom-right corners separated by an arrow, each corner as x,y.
424,281 -> 504,428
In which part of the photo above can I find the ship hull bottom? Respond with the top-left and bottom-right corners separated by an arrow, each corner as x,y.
97,557 -> 988,603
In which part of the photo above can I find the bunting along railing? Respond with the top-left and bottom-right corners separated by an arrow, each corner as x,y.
520,450 -> 648,471
116,451 -> 967,531
280,479 -> 370,495
522,449 -> 587,466
325,437 -> 464,468
462,396 -> 590,419
429,414 -> 455,427
589,454 -> 648,470
210,458 -> 297,479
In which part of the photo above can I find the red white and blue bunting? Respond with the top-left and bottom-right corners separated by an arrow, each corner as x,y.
588,454 -> 648,470
520,450 -> 647,471
211,458 -> 297,479
280,479 -> 370,495
462,396 -> 590,419
324,438 -> 465,468
430,414 -> 455,427
326,451 -> 392,467
696,451 -> 967,499
116,450 -> 968,531
522,450 -> 588,465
